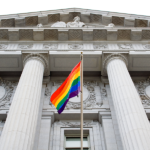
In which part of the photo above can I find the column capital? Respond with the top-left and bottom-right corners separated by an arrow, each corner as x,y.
103,53 -> 128,76
23,53 -> 49,76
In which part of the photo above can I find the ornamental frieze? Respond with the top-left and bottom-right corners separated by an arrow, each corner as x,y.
43,44 -> 57,49
45,81 -> 106,110
18,44 -> 33,49
68,44 -> 83,50
0,78 -> 17,109
93,44 -> 107,50
0,43 -> 150,51
143,44 -> 150,49
135,77 -> 150,107
0,44 -> 7,49
118,43 -> 133,49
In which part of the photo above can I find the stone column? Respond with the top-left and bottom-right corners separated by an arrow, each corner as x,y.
0,54 -> 47,150
103,53 -> 150,150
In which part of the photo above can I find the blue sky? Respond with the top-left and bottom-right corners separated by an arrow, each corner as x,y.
0,0 -> 149,16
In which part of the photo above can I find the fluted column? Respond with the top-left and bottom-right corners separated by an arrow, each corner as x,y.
104,53 -> 150,150
0,54 -> 47,150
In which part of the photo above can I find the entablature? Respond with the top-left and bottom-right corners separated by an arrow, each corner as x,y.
0,48 -> 150,76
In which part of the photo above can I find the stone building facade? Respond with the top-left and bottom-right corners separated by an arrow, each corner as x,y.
0,8 -> 150,150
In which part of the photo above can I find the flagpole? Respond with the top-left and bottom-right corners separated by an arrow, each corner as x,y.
80,52 -> 83,150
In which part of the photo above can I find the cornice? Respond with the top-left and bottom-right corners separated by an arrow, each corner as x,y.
1,8 -> 150,18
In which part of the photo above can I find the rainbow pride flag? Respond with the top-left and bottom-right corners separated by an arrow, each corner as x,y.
50,61 -> 81,114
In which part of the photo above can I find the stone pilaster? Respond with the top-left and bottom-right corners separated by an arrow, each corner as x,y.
37,117 -> 51,150
103,53 -> 150,150
0,54 -> 47,150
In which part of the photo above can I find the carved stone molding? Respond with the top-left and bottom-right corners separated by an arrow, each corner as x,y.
103,53 -> 128,75
2,42 -> 150,51
101,88 -> 107,101
25,16 -> 38,26
93,44 -> 107,50
93,29 -> 107,41
0,29 -> 150,41
68,44 -> 83,49
48,14 -> 60,23
118,30 -> 131,40
0,78 -> 17,109
135,19 -> 148,27
143,44 -> 150,49
67,17 -> 85,28
51,22 -> 66,27
105,23 -> 115,28
19,29 -> 33,40
69,12 -> 81,21
37,24 -> 43,28
118,44 -> 133,49
51,120 -> 101,150
0,30 -> 8,40
112,16 -> 124,26
55,120 -> 96,127
1,19 -> 15,27
69,29 -> 82,40
18,44 -> 33,49
44,29 -> 58,40
0,44 -> 7,49
43,44 -> 57,49
90,14 -> 102,23
135,77 -> 150,107
23,53 -> 49,76
47,81 -> 103,110
45,86 -> 55,109
142,30 -> 150,40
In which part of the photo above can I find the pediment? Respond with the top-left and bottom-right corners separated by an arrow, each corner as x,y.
0,8 -> 150,42
0,8 -> 150,28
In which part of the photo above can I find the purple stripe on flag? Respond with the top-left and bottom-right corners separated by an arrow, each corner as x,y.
58,87 -> 80,114
58,99 -> 69,114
